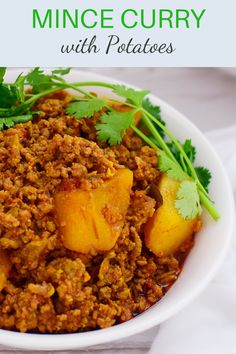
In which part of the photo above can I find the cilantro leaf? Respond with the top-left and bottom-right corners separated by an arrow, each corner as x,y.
0,68 -> 6,84
96,111 -> 134,145
166,141 -> 178,158
26,68 -> 66,93
175,180 -> 202,220
52,68 -> 71,76
0,114 -> 33,130
158,151 -> 187,181
12,73 -> 26,103
0,85 -> 18,108
113,85 -> 150,107
195,166 -> 212,192
143,98 -> 165,138
182,139 -> 196,163
167,139 -> 196,165
26,68 -> 54,93
66,97 -> 106,119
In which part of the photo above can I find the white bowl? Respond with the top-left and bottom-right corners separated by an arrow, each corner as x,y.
0,69 -> 234,351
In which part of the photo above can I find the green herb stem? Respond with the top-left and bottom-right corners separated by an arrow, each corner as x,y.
143,109 -> 219,219
13,83 -> 92,115
143,109 -> 210,198
65,84 -> 94,99
131,125 -> 159,150
199,191 -> 220,221
142,113 -> 174,159
132,123 -> 219,220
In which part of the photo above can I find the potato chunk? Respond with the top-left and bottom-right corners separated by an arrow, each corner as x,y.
144,175 -> 199,256
0,250 -> 11,291
55,169 -> 133,254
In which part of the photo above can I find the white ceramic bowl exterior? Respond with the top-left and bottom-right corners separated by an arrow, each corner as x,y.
0,69 -> 234,350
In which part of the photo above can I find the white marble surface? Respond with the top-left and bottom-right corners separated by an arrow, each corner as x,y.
1,68 -> 236,354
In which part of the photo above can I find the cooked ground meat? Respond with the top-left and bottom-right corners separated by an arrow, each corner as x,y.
0,92 -> 193,333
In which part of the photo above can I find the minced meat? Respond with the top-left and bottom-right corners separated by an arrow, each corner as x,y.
0,92 -> 193,333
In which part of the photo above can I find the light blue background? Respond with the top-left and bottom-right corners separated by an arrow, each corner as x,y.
0,0 -> 235,66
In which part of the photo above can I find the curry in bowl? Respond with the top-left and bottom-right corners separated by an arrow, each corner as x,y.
0,68 -> 219,333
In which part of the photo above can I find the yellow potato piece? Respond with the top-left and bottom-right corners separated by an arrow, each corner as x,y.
144,175 -> 199,256
0,250 -> 11,291
55,169 -> 133,254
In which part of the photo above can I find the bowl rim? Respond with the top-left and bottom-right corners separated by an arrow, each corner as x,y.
0,68 -> 235,351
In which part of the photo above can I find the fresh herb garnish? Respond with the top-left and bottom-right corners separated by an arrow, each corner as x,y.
0,114 -> 33,130
0,67 -> 73,118
142,98 -> 166,138
96,111 -> 134,145
66,97 -> 106,118
175,180 -> 202,220
195,166 -> 212,192
0,85 -> 18,108
0,68 -> 219,221
168,139 -> 196,165
113,85 -> 150,106
0,68 -> 6,84
26,67 -> 67,94
158,151 -> 187,182
51,68 -> 71,76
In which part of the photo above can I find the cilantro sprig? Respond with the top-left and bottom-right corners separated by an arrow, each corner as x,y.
0,68 -> 220,221
175,181 -> 202,220
66,97 -> 106,119
96,111 -> 135,145
64,81 -> 219,221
